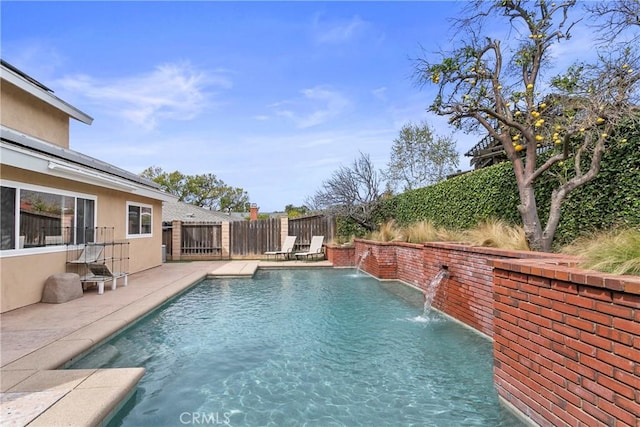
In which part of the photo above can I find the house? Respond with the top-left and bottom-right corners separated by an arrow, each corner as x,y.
162,200 -> 246,223
464,134 -> 508,169
0,60 -> 176,313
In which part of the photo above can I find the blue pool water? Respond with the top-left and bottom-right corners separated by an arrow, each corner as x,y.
70,269 -> 524,426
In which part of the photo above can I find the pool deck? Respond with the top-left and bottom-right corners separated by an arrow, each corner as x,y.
0,259 -> 334,426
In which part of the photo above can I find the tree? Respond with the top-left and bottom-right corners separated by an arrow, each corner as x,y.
386,121 -> 459,191
307,152 -> 383,231
284,204 -> 310,218
141,166 -> 250,212
586,0 -> 640,43
415,0 -> 639,251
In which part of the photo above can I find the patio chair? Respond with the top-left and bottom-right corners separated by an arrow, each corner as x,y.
68,244 -> 104,264
264,235 -> 297,260
84,263 -> 128,294
294,235 -> 325,260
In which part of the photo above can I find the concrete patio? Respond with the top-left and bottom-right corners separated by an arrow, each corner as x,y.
0,259 -> 333,426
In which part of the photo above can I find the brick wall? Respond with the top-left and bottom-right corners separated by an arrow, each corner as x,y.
492,258 -> 640,427
351,239 -> 639,426
325,244 -> 355,267
355,241 -> 397,279
354,239 -> 565,337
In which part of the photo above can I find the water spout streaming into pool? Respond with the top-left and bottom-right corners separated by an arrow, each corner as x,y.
355,249 -> 370,276
422,268 -> 449,316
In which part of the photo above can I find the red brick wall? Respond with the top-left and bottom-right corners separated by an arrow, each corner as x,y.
354,239 -> 564,336
352,239 -> 640,426
492,258 -> 640,427
325,244 -> 355,267
355,241 -> 398,279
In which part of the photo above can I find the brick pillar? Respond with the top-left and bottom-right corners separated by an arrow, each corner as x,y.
171,220 -> 182,261
249,204 -> 259,221
221,221 -> 230,258
280,216 -> 289,246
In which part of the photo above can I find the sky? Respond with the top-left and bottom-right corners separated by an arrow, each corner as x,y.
1,1 -> 603,212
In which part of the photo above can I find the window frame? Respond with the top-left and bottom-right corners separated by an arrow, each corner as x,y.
126,201 -> 153,238
0,180 -> 97,256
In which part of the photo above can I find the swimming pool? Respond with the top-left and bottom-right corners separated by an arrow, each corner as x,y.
70,269 -> 524,426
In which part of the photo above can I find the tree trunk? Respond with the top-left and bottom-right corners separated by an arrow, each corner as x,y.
516,183 -> 545,252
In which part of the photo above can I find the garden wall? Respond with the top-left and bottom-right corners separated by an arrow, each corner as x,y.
492,258 -> 640,427
353,239 -> 566,336
346,239 -> 639,426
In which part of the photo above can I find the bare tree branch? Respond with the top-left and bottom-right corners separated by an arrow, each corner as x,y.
308,152 -> 383,231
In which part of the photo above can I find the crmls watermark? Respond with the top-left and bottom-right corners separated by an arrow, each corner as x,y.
179,412 -> 231,425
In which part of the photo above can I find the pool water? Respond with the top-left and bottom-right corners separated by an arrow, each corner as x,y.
70,269 -> 524,426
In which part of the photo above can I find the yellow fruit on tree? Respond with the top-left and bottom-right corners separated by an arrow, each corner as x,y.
540,103 -> 547,109
621,138 -> 627,143
622,64 -> 629,69
535,135 -> 544,141
535,119 -> 545,127
515,111 -> 521,116
526,83 -> 534,90
596,117 -> 605,124
515,144 -> 524,152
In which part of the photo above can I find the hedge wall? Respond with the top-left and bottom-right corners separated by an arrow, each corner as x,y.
369,123 -> 640,248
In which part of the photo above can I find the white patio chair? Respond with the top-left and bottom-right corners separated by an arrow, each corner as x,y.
264,235 -> 297,260
294,235 -> 325,260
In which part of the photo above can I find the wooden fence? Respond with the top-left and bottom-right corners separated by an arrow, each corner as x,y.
182,223 -> 223,256
230,218 -> 281,256
288,215 -> 336,252
163,215 -> 336,260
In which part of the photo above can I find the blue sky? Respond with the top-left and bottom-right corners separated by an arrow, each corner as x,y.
1,1 -> 600,212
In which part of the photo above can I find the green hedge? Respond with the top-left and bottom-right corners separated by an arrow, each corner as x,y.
367,123 -> 640,248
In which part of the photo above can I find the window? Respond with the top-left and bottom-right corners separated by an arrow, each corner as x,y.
127,202 -> 152,237
0,183 -> 96,251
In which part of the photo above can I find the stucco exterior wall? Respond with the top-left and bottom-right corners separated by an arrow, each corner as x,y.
1,80 -> 70,148
0,166 -> 163,313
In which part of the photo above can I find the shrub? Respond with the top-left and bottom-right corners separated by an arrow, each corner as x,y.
561,228 -> 640,275
402,220 -> 465,244
368,121 -> 640,249
367,220 -> 403,242
463,219 -> 530,251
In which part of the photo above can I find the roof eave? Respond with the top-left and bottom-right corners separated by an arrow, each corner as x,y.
1,142 -> 178,203
1,64 -> 94,125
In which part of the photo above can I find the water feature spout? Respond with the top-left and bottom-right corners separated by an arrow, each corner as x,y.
356,248 -> 371,276
423,268 -> 450,315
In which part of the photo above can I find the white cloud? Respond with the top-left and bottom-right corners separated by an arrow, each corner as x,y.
270,85 -> 351,128
56,62 -> 231,130
372,86 -> 388,101
313,14 -> 368,44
